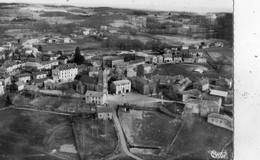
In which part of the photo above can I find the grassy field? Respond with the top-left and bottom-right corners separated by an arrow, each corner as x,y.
119,110 -> 182,147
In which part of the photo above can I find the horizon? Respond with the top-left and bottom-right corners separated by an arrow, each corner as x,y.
0,0 -> 233,14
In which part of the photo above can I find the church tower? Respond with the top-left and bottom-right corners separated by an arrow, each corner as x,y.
97,68 -> 109,94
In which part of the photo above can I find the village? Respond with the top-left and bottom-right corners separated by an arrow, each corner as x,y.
0,3 -> 233,160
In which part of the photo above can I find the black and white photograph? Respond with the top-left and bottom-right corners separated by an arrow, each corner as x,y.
0,0 -> 238,160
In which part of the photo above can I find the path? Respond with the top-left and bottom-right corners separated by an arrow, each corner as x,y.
11,106 -> 71,116
0,106 -> 12,111
112,107 -> 143,160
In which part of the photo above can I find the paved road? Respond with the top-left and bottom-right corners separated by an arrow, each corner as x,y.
112,107 -> 143,160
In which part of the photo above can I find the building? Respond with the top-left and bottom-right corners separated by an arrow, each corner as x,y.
110,79 -> 131,95
210,89 -> 228,101
14,81 -> 25,91
24,61 -> 43,71
126,68 -> 137,77
185,99 -> 220,117
0,81 -> 4,95
156,55 -> 163,63
97,106 -> 112,120
195,58 -> 207,63
0,61 -> 22,75
163,53 -> 173,63
30,77 -> 49,88
85,91 -> 107,105
193,79 -> 209,91
173,56 -> 182,63
178,89 -> 201,101
33,71 -> 48,79
75,69 -> 109,94
41,60 -> 59,70
130,77 -> 157,95
0,74 -> 11,86
14,73 -> 31,83
105,57 -> 124,68
129,16 -> 147,28
52,63 -> 78,83
137,64 -> 154,77
207,113 -> 233,131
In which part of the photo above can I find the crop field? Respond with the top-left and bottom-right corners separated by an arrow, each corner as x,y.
119,110 -> 182,147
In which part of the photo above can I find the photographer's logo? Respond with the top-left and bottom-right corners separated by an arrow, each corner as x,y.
208,150 -> 228,159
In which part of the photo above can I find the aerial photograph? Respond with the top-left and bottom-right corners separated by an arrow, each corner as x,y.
0,0 -> 233,160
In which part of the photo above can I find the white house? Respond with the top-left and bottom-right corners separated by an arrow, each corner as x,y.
34,71 -> 48,79
208,113 -> 233,131
85,91 -> 107,105
110,79 -> 131,95
52,63 -> 78,83
41,60 -> 59,70
97,106 -> 112,120
0,81 -> 4,95
163,53 -> 173,63
14,73 -> 31,84
15,81 -> 25,91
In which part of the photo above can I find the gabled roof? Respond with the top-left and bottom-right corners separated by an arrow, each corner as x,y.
78,75 -> 98,85
15,81 -> 25,86
57,63 -> 77,70
85,91 -> 105,97
15,73 -> 31,78
112,79 -> 131,85
210,89 -> 228,97
34,71 -> 48,76
208,113 -> 233,122
97,106 -> 112,113
194,79 -> 209,85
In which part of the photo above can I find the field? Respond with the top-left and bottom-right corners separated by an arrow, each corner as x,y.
0,109 -> 78,160
72,117 -> 117,159
119,110 -> 182,147
41,38 -> 102,52
166,117 -> 233,160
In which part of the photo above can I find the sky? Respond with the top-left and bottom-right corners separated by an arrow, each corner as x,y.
1,0 -> 233,14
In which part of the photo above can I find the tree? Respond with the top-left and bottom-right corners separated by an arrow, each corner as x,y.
73,47 -> 85,65
38,45 -> 43,52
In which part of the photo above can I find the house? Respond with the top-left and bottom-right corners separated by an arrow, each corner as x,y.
149,55 -> 158,64
83,28 -> 98,36
30,77 -> 49,88
52,63 -> 78,83
202,95 -> 222,106
163,53 -> 173,63
41,60 -> 59,70
178,89 -> 201,101
207,113 -> 233,131
129,16 -> 147,28
0,81 -> 4,95
57,55 -> 69,64
156,55 -> 163,63
200,100 -> 221,117
126,68 -> 137,77
210,89 -> 228,101
110,79 -> 131,95
0,74 -> 11,86
33,71 -> 48,79
64,37 -> 74,43
183,57 -> 194,63
137,64 -> 154,77
14,73 -> 31,84
15,81 -> 25,91
185,99 -> 220,117
130,77 -> 157,95
44,79 -> 56,90
105,57 -> 124,68
0,61 -> 22,75
181,45 -> 189,50
100,26 -> 108,32
193,79 -> 209,91
24,61 -> 43,71
173,56 -> 182,63
195,58 -> 207,63
85,91 -> 107,105
97,106 -> 112,120
214,42 -> 224,47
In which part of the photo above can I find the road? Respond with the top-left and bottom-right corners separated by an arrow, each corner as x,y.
107,91 -> 183,107
11,106 -> 71,116
112,106 -> 143,160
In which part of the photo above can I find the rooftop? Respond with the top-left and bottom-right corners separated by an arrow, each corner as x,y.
112,79 -> 131,85
85,91 -> 105,97
210,89 -> 228,97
